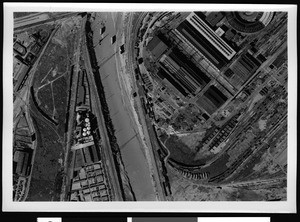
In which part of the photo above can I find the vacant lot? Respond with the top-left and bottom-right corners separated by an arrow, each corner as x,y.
33,41 -> 68,90
26,16 -> 81,201
166,135 -> 206,166
37,83 -> 54,117
52,75 -> 68,135
26,103 -> 64,201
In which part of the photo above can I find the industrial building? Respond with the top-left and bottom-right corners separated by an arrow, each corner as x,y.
77,70 -> 87,105
159,54 -> 199,95
187,12 -> 236,60
168,48 -> 211,88
196,84 -> 229,115
156,46 -> 211,97
224,52 -> 262,88
70,163 -> 110,201
13,28 -> 49,93
13,41 -> 27,56
13,149 -> 32,177
157,67 -> 189,97
204,12 -> 225,27
226,12 -> 274,34
146,36 -> 169,60
272,48 -> 287,69
175,12 -> 236,70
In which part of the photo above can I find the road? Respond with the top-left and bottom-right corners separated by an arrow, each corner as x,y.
14,13 -> 50,29
124,12 -> 167,200
91,12 -> 157,200
82,25 -> 124,200
14,12 -> 78,32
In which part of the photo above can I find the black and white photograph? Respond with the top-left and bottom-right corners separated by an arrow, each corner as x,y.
2,3 -> 297,213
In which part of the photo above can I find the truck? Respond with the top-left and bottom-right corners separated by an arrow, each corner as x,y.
119,44 -> 125,54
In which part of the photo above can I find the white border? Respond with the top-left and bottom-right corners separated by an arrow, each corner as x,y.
197,218 -> 270,222
2,3 -> 297,213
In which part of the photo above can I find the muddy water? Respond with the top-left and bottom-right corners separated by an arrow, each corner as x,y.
92,12 -> 156,201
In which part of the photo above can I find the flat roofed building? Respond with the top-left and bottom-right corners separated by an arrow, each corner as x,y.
13,41 -> 27,56
89,145 -> 100,163
176,21 -> 228,70
83,147 -> 93,165
169,48 -> 211,87
204,85 -> 228,108
158,63 -> 190,97
96,175 -> 104,183
83,193 -> 92,201
226,52 -> 262,88
30,43 -> 41,55
14,150 -> 31,176
186,12 -> 236,60
146,36 -> 168,60
71,181 -> 81,191
14,63 -> 31,92
196,84 -> 228,115
79,168 -> 87,180
160,54 -> 199,95
160,75 -> 189,98
226,12 -> 274,34
74,149 -> 84,169
259,12 -> 274,25
81,180 -> 88,187
272,48 -> 287,68
205,12 -> 225,27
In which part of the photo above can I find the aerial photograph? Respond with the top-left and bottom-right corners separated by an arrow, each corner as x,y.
12,9 -> 289,202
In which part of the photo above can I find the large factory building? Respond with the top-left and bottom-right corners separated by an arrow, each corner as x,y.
176,12 -> 236,70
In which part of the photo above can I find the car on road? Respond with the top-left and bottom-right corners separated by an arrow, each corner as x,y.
111,35 -> 116,44
100,26 -> 105,35
119,44 -> 125,54
138,57 -> 143,64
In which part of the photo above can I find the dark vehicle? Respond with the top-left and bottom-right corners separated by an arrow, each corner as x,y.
119,44 -> 125,54
138,57 -> 143,64
133,92 -> 137,97
134,67 -> 140,74
100,26 -> 106,35
111,35 -> 116,44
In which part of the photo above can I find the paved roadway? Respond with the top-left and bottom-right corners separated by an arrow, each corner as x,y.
14,13 -> 50,29
82,26 -> 124,200
92,12 -> 157,200
14,12 -> 78,32
124,12 -> 167,200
